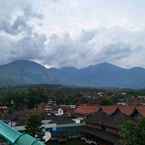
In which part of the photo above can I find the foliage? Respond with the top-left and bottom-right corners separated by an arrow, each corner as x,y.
25,111 -> 42,137
1,85 -> 145,112
120,118 -> 145,145
100,98 -> 113,106
0,86 -> 83,111
0,87 -> 48,110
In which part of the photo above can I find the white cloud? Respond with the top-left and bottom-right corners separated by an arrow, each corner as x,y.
0,0 -> 145,68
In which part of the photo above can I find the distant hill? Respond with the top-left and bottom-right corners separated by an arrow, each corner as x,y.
48,62 -> 145,89
1,60 -> 145,89
0,60 -> 57,86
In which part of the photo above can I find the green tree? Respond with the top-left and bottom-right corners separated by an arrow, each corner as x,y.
120,120 -> 136,145
25,111 -> 42,137
120,119 -> 145,145
135,118 -> 145,145
65,96 -> 77,105
101,98 -> 113,106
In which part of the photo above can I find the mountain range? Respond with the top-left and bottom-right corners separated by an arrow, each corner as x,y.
0,60 -> 145,89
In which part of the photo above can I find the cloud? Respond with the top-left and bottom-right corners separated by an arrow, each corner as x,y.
40,28 -> 145,68
0,3 -> 41,35
0,0 -> 45,64
0,21 -> 145,69
0,0 -> 145,68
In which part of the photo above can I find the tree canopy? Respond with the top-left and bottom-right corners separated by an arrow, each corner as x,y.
25,111 -> 42,137
120,118 -> 145,145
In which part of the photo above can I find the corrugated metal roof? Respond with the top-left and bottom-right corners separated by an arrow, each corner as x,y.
0,120 -> 21,144
0,121 -> 45,145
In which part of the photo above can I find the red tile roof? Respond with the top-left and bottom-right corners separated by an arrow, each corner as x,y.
118,105 -> 135,116
101,106 -> 117,115
74,104 -> 145,117
75,104 -> 97,115
136,106 -> 145,117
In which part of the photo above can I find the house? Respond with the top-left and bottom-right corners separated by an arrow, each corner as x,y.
0,106 -> 8,113
41,116 -> 85,142
12,116 -> 85,143
82,105 -> 145,145
74,104 -> 98,117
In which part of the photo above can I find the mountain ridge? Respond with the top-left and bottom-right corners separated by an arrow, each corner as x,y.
0,60 -> 145,89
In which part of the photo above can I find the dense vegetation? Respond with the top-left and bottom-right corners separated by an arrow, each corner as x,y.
26,111 -> 43,137
120,119 -> 145,145
0,85 -> 85,110
0,85 -> 145,112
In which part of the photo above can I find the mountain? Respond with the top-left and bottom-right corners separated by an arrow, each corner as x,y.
0,60 -> 57,86
48,63 -> 145,89
1,60 -> 145,89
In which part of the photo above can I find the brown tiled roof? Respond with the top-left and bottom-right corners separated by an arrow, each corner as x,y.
99,105 -> 145,117
96,105 -> 101,112
118,105 -> 135,116
101,106 -> 117,115
74,104 -> 145,117
86,105 -> 145,132
75,104 -> 97,115
136,106 -> 145,117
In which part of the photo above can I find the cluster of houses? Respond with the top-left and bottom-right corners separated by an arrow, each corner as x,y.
37,97 -> 145,144
1,96 -> 145,145
76,104 -> 145,145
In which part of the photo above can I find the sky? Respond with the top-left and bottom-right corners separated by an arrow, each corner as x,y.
0,0 -> 145,68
